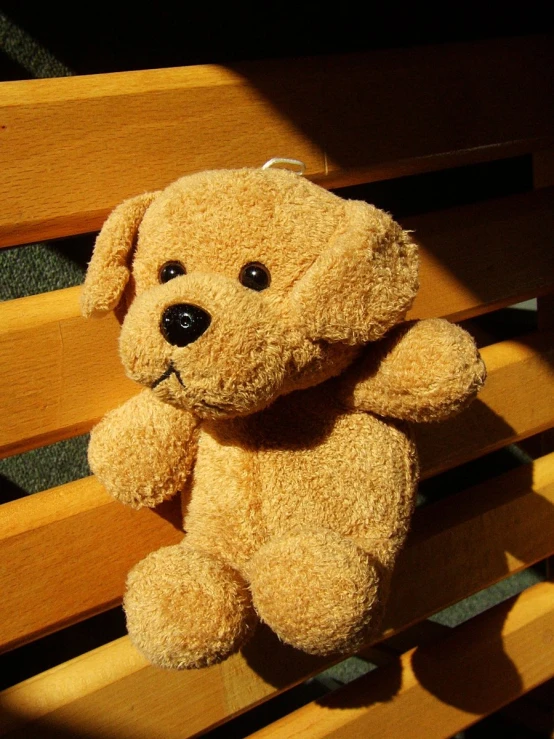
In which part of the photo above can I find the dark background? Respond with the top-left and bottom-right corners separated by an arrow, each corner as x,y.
2,2 -> 554,76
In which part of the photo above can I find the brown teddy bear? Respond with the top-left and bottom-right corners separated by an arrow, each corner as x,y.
81,166 -> 486,670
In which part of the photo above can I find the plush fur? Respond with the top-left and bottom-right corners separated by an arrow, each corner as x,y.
81,167 -> 486,669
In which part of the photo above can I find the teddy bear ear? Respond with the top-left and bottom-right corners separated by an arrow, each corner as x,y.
292,200 -> 419,345
80,191 -> 160,318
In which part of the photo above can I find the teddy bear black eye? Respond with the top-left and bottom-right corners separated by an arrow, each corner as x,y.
159,261 -> 186,283
239,262 -> 271,291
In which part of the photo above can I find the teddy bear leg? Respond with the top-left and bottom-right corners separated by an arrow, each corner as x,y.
246,529 -> 383,656
124,543 -> 257,669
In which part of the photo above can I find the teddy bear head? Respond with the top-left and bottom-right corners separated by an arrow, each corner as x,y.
81,167 -> 419,419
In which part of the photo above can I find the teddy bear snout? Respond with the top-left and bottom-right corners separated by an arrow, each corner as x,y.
160,304 -> 212,347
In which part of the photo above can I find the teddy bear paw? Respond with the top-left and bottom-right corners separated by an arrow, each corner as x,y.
124,544 -> 257,669
246,529 -> 383,656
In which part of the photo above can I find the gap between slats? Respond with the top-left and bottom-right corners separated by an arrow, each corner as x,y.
1,453 -> 553,738
1,187 -> 553,459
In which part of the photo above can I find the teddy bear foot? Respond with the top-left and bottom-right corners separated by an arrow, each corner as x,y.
246,529 -> 383,656
124,543 -> 257,669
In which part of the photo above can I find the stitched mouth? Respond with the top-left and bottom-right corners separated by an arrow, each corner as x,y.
151,362 -> 185,389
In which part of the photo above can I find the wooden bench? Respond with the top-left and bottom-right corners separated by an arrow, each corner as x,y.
1,33 -> 553,737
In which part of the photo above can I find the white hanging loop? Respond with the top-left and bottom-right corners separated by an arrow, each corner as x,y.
261,158 -> 306,175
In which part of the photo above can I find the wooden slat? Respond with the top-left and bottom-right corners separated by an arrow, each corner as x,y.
388,450 -> 554,628
1,35 -> 552,247
319,36 -> 554,188
534,147 -> 554,190
249,582 -> 554,739
407,188 -> 554,322
0,291 -> 138,458
1,453 -> 553,738
533,151 -> 554,334
0,334 -> 553,652
0,63 -> 325,248
2,187 -> 553,458
0,478 -> 183,653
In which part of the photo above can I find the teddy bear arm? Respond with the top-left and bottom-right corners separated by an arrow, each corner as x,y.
88,389 -> 199,509
339,318 -> 486,422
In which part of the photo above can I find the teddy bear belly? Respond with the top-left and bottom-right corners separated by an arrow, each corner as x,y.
258,411 -> 418,559
183,409 -> 418,572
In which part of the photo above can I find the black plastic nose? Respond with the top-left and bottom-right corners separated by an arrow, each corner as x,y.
160,304 -> 211,347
